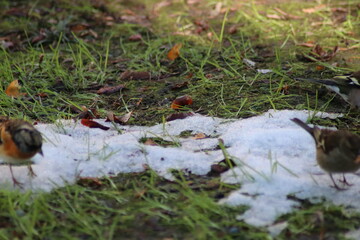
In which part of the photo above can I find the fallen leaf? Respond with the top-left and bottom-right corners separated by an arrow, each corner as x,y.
96,84 -> 125,95
39,54 -> 44,64
121,14 -> 151,28
70,23 -> 90,32
192,133 -> 206,139
316,65 -> 325,71
194,20 -> 209,34
81,119 -> 109,130
118,111 -> 132,123
301,44 -> 338,62
35,92 -> 48,98
152,0 -> 172,15
105,111 -> 133,124
207,159 -> 237,177
228,25 -> 238,34
207,164 -> 229,177
297,42 -> 316,48
75,106 -> 99,120
143,139 -> 158,146
302,4 -> 326,13
136,98 -> 143,106
5,7 -> 27,17
170,81 -> 189,90
274,7 -> 301,20
266,14 -> 282,20
120,70 -> 151,80
134,189 -> 147,198
31,34 -> 46,44
5,80 -> 21,97
167,43 -> 183,61
185,73 -> 194,79
171,95 -> 193,109
77,177 -> 103,187
128,34 -> 142,41
277,84 -> 290,95
166,112 -> 195,121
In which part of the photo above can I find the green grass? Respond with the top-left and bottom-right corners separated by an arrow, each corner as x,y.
0,0 -> 360,238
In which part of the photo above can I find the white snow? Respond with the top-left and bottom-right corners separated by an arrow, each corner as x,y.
0,109 -> 358,233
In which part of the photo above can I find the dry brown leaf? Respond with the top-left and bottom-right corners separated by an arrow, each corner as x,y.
166,112 -> 194,121
128,34 -> 142,41
96,84 -> 125,95
118,111 -> 132,123
297,42 -> 316,48
228,25 -> 238,34
120,70 -> 151,80
77,177 -> 103,187
35,92 -> 48,98
152,0 -> 172,15
301,44 -> 338,62
302,4 -> 326,13
74,106 -> 99,120
274,7 -> 301,20
266,14 -> 282,20
5,80 -> 21,97
144,139 -> 158,146
167,43 -> 183,61
170,81 -> 189,90
134,189 -> 147,198
105,111 -> 132,124
70,23 -> 89,32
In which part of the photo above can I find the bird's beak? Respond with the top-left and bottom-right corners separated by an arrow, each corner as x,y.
39,149 -> 44,157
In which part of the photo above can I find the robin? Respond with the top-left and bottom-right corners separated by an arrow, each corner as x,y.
0,117 -> 43,186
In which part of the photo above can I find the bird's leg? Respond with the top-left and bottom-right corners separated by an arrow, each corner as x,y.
339,174 -> 353,186
329,174 -> 347,191
27,165 -> 37,178
9,165 -> 23,188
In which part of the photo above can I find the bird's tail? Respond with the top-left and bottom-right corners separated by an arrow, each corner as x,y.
294,78 -> 337,86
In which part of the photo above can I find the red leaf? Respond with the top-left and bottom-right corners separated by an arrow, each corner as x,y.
171,95 -> 193,109
81,119 -> 109,130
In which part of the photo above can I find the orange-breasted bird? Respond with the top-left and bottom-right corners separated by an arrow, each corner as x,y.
291,118 -> 360,190
0,117 -> 43,186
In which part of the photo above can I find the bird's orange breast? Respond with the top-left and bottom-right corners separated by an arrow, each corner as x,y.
1,128 -> 36,159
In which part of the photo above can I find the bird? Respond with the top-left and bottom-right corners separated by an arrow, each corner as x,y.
0,116 -> 43,187
295,71 -> 360,109
291,118 -> 360,190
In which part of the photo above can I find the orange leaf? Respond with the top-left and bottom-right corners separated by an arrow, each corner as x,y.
171,95 -> 193,109
5,80 -> 21,97
81,119 -> 109,130
167,43 -> 182,61
193,133 -> 206,139
316,65 -> 325,71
